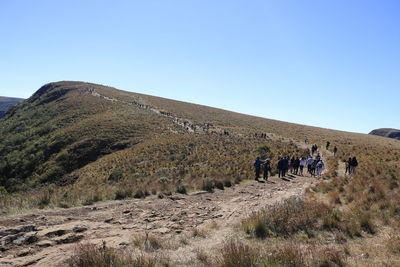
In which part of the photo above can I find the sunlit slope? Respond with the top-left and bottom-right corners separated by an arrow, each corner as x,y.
1,81 -> 399,199
0,82 -> 176,191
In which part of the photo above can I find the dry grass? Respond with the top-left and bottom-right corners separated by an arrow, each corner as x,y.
66,241 -> 157,267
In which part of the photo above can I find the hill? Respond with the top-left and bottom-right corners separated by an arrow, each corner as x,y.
369,128 -> 400,140
0,81 -> 400,266
0,96 -> 24,118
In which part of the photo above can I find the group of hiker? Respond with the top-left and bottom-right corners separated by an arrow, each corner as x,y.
253,140 -> 358,181
253,153 -> 325,181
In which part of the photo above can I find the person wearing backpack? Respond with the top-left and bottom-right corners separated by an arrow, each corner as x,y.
310,159 -> 318,177
263,158 -> 272,181
350,156 -> 358,174
254,157 -> 263,181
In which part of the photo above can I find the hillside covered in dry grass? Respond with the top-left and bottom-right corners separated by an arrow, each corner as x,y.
1,81 -> 400,266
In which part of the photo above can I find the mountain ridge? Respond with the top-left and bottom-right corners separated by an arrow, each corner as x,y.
369,128 -> 400,140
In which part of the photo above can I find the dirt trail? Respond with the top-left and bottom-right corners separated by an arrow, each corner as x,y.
0,171 -> 321,266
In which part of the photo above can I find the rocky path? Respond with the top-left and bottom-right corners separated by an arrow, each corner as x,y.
0,171 -> 319,266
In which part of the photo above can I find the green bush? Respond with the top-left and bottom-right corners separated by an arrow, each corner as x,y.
108,168 -> 124,182
115,189 -> 132,200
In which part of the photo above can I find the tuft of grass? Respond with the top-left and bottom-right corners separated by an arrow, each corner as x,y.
67,241 -> 156,267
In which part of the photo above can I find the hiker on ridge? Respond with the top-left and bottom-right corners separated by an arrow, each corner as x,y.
326,141 -> 330,150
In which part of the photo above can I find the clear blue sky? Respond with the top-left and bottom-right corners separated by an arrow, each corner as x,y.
1,0 -> 399,133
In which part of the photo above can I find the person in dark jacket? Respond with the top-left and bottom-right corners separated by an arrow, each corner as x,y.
326,141 -> 330,150
254,157 -> 263,181
263,158 -> 272,180
350,156 -> 358,174
333,146 -> 338,156
282,157 -> 289,177
293,157 -> 300,175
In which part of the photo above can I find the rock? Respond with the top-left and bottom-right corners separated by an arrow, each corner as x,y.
37,241 -> 53,248
16,250 -> 31,257
45,229 -> 67,237
24,235 -> 39,245
72,226 -> 88,233
104,218 -> 114,223
0,225 -> 36,238
55,234 -> 84,244
122,210 -> 131,214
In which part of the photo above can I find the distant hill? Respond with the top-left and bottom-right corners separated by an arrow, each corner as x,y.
0,96 -> 24,118
369,128 -> 400,140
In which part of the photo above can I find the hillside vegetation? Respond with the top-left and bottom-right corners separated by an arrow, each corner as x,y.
0,81 -> 400,266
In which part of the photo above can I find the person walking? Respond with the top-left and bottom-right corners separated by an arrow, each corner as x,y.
326,141 -> 330,150
350,156 -> 358,174
299,157 -> 306,176
316,160 -> 324,176
333,146 -> 338,156
310,159 -> 318,177
263,158 -> 272,181
345,157 -> 351,175
277,158 -> 283,178
281,157 -> 289,177
294,157 -> 300,175
306,156 -> 314,175
254,157 -> 263,181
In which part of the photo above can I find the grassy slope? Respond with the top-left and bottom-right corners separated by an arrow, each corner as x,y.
1,81 -> 400,265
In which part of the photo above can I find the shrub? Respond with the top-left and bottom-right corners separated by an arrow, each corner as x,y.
217,240 -> 259,267
133,190 -> 145,199
359,215 -> 376,235
115,189 -> 132,200
223,179 -> 232,187
215,180 -> 224,190
82,194 -> 102,206
108,168 -> 124,182
243,197 -> 330,237
254,218 -> 268,239
202,178 -> 215,192
176,184 -> 187,194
